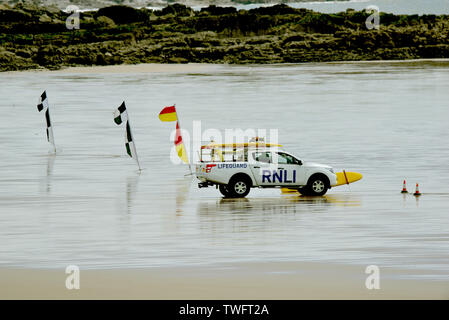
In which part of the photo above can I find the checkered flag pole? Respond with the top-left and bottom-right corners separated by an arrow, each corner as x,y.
37,90 -> 56,152
114,101 -> 141,170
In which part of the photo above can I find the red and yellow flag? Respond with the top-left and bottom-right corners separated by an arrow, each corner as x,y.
159,105 -> 177,122
175,121 -> 189,164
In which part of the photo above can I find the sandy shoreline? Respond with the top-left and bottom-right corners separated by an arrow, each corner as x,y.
12,63 -> 219,74
1,261 -> 448,299
4,59 -> 449,75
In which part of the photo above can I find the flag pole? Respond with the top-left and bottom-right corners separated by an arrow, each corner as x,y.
127,111 -> 142,172
48,109 -> 56,154
174,104 -> 192,175
45,92 -> 56,153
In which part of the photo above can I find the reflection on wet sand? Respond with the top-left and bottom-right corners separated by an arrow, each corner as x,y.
195,194 -> 361,234
175,177 -> 192,215
160,177 -> 193,233
39,154 -> 55,194
198,194 -> 362,217
320,194 -> 362,207
125,174 -> 140,215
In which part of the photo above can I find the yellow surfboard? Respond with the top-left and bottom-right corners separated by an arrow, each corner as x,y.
281,188 -> 300,193
281,171 -> 362,193
334,171 -> 363,187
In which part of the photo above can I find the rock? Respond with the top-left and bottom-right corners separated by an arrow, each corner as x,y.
167,57 -> 189,63
52,18 -> 64,24
39,14 -> 52,23
160,4 -> 193,17
250,4 -> 299,16
200,5 -> 237,16
95,5 -> 148,24
0,4 -> 448,71
45,5 -> 61,14
13,1 -> 40,13
0,48 -> 39,71
96,15 -> 116,28
0,8 -> 32,22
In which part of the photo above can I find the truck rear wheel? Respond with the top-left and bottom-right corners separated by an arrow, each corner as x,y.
219,185 -> 231,197
228,177 -> 251,198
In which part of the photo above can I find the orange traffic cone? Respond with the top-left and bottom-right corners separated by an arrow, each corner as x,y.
413,183 -> 421,196
401,180 -> 408,193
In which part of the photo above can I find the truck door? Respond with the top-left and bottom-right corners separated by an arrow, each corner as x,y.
249,151 -> 276,186
272,152 -> 305,186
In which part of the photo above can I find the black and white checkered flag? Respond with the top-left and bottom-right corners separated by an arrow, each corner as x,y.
114,101 -> 128,125
114,102 -> 141,170
37,90 -> 56,151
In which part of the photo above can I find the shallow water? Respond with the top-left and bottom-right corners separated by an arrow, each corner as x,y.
168,0 -> 449,15
289,0 -> 449,15
0,61 -> 448,280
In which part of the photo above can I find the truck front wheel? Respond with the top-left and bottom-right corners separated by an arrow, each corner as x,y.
297,187 -> 310,196
303,174 -> 329,196
228,177 -> 251,198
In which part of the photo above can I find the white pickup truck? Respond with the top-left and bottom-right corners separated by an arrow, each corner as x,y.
196,144 -> 337,198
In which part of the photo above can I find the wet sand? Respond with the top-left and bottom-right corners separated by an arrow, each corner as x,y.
1,61 -> 448,300
1,262 -> 448,299
43,63 -> 215,74
12,59 -> 449,75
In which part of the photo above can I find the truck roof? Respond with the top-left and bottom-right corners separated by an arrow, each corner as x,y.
201,142 -> 283,150
199,146 -> 286,163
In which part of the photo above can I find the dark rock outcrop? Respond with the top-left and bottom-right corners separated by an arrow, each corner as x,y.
95,5 -> 150,24
0,4 -> 448,71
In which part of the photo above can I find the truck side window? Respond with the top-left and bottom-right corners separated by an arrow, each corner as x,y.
276,152 -> 299,165
252,152 -> 271,163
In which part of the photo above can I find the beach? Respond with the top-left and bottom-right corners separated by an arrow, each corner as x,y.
48,63 -> 214,74
2,262 -> 448,299
11,58 -> 447,74
1,61 -> 448,300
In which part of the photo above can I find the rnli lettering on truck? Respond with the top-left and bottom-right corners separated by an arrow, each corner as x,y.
262,169 -> 296,183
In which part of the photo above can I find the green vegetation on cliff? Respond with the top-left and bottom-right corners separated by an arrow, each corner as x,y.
1,3 -> 448,71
